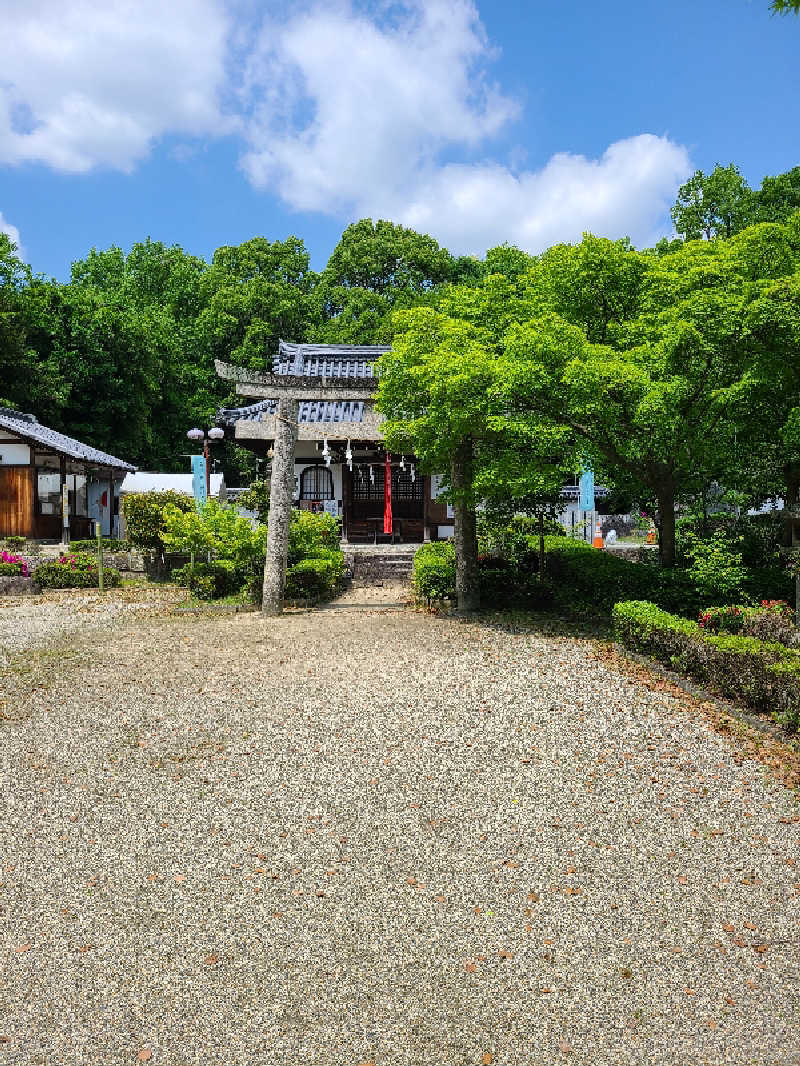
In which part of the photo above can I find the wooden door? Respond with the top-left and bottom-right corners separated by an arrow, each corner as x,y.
0,467 -> 35,537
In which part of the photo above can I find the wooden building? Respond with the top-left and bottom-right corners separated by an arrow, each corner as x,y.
216,341 -> 453,543
0,407 -> 135,540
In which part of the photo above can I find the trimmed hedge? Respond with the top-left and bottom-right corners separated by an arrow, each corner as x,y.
412,542 -> 456,604
0,562 -> 25,576
412,543 -> 554,608
285,555 -> 344,602
544,537 -> 699,614
544,536 -> 792,617
613,600 -> 800,730
70,538 -> 130,553
172,559 -> 243,600
34,554 -> 121,589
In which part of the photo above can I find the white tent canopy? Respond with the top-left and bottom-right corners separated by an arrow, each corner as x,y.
120,472 -> 226,499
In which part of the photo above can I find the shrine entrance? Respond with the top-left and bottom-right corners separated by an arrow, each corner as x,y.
346,463 -> 425,544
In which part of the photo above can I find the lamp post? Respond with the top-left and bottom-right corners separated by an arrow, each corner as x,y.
187,426 -> 225,499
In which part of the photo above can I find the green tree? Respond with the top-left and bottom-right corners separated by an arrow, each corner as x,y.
0,238 -> 70,418
68,239 -> 217,468
377,281 -> 574,608
500,225 -> 799,566
671,164 -> 753,241
771,1 -> 800,13
198,236 -> 319,369
752,166 -> 800,224
527,235 -> 646,342
318,219 -> 455,344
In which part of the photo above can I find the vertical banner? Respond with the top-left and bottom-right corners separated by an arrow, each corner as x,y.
61,483 -> 70,532
578,467 -> 595,512
383,452 -> 393,535
191,454 -> 207,509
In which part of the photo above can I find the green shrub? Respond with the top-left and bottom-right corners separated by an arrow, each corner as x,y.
683,530 -> 750,602
288,510 -> 341,564
699,600 -> 798,647
122,491 -> 194,552
413,542 -> 456,603
238,480 -> 270,522
478,514 -> 563,563
0,562 -> 25,576
70,538 -> 130,553
3,535 -> 25,550
33,553 -> 121,589
285,555 -> 344,602
613,600 -> 800,730
544,536 -> 684,612
477,555 -> 554,609
172,559 -> 244,600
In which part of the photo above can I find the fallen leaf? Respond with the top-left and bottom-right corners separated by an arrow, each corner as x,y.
434,895 -> 447,903
498,948 -> 514,960
685,988 -> 695,996
482,1054 -> 494,1065
464,961 -> 477,973
204,954 -> 218,965
137,1052 -> 152,1062
677,876 -> 688,885
707,1019 -> 718,1030
743,921 -> 757,930
558,1041 -> 572,1054
527,892 -> 539,903
15,944 -> 31,953
173,875 -> 186,884
722,923 -> 735,933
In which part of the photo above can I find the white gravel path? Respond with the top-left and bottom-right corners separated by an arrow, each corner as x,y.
0,589 -> 798,1065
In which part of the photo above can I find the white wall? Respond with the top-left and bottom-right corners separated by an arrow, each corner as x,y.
0,438 -> 31,464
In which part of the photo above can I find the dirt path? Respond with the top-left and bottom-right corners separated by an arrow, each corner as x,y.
1,592 -> 798,1065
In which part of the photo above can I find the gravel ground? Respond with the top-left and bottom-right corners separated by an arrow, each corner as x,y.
1,587 -> 799,1066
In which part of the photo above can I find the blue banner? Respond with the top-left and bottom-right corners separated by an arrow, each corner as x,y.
578,467 -> 595,511
191,454 -> 207,509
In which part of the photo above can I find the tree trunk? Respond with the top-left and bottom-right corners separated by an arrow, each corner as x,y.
782,464 -> 800,548
656,480 -> 677,568
538,511 -> 545,576
262,396 -> 298,615
451,437 -> 480,611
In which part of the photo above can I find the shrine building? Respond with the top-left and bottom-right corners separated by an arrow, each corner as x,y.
216,341 -> 453,544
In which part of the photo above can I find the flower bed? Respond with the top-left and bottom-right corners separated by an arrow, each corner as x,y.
613,600 -> 800,730
33,553 -> 121,589
0,550 -> 29,577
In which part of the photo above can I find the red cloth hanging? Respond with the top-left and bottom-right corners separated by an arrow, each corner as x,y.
383,452 -> 393,535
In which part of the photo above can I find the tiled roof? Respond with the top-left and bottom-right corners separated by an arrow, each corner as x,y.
274,340 -> 389,379
0,408 -> 136,471
218,398 -> 366,426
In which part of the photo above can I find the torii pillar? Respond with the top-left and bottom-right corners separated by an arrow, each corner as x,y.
261,395 -> 298,615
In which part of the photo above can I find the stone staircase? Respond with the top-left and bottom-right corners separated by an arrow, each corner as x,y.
343,544 -> 417,585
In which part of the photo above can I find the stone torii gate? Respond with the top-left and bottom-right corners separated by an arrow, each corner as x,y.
215,355 -> 382,615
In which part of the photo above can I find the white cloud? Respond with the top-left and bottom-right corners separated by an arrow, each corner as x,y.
0,0 -> 232,172
0,0 -> 692,252
0,212 -> 21,249
394,135 -> 692,254
238,1 -> 691,251
238,0 -> 518,212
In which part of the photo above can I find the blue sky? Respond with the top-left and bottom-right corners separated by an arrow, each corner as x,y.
1,0 -> 797,281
